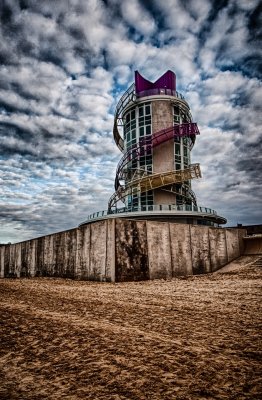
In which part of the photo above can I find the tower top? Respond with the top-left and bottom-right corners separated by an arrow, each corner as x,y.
135,70 -> 176,95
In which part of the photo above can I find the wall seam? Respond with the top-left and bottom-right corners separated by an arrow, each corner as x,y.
188,224 -> 193,275
88,224 -> 91,279
143,219 -> 150,281
208,227 -> 212,273
224,229 -> 229,263
0,247 -> 4,278
104,220 -> 108,282
145,220 -> 151,279
168,222 -> 174,278
75,229 -> 79,279
112,218 -> 116,283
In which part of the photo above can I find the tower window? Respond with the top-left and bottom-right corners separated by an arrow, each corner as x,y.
146,125 -> 151,135
139,107 -> 144,117
173,106 -> 180,124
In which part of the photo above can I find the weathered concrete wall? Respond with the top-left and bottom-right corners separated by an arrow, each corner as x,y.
76,225 -> 90,280
238,229 -> 246,255
115,219 -> 149,281
106,219 -> 116,282
209,228 -> 228,272
243,236 -> 262,255
0,220 -> 245,281
115,222 -> 244,279
0,246 -> 5,278
190,226 -> 211,274
226,229 -> 242,262
21,240 -> 35,277
170,224 -> 193,276
1,220 -> 115,282
147,221 -> 172,279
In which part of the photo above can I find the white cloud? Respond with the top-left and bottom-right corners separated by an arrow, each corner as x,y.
120,0 -> 156,36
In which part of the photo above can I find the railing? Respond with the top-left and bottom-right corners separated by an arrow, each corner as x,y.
113,84 -> 136,152
136,88 -> 186,100
114,123 -> 199,191
108,163 -> 201,210
114,85 -> 187,120
113,84 -> 190,152
115,83 -> 136,117
79,204 -> 218,225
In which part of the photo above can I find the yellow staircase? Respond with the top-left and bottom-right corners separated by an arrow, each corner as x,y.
108,164 -> 201,209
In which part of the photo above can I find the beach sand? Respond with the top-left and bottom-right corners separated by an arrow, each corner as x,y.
0,256 -> 261,399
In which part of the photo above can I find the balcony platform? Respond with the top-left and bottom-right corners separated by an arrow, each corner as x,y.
79,205 -> 227,227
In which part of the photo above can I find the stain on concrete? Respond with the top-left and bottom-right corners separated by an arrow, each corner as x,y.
4,245 -> 12,278
105,219 -> 115,282
209,228 -> 228,272
90,221 -> 107,281
76,225 -> 90,280
190,226 -> 211,274
115,219 -> 149,282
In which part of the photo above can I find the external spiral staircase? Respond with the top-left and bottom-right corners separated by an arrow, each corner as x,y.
108,84 -> 202,211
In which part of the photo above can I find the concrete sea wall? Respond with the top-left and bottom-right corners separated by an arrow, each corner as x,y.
0,219 -> 246,282
243,235 -> 262,255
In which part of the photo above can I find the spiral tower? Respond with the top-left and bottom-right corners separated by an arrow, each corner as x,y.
80,70 -> 226,227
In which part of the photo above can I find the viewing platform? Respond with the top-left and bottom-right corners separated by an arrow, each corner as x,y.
79,204 -> 227,227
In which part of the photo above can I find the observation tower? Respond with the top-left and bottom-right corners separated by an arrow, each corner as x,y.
81,70 -> 226,226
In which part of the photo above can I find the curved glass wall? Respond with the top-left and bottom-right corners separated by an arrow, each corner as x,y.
123,98 -> 196,210
172,103 -> 195,206
123,101 -> 153,211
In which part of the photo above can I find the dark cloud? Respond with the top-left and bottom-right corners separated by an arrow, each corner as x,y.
247,1 -> 262,38
0,1 -> 15,25
0,0 -> 261,242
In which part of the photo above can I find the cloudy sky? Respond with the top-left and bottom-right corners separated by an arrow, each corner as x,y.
0,0 -> 261,243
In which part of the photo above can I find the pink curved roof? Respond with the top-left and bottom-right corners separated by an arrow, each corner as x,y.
135,70 -> 176,94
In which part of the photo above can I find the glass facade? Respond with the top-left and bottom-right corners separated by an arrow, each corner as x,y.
173,104 -> 194,206
123,98 -> 196,210
124,102 -> 153,210
124,102 -> 152,148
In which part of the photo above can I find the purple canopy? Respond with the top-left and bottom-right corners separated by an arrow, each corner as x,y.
135,70 -> 176,95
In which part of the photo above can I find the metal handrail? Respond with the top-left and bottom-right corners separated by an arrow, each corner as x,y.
113,84 -> 136,152
136,88 -> 186,100
114,123 -> 199,191
113,84 -> 192,152
108,164 -> 201,210
79,204 -> 218,225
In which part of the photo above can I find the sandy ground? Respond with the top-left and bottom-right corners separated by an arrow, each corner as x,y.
0,256 -> 261,400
